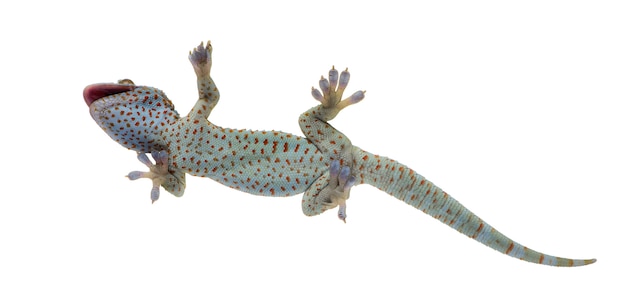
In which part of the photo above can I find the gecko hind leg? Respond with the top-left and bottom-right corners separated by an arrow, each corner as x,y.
299,66 -> 365,156
127,151 -> 186,202
300,67 -> 363,222
188,41 -> 220,120
302,160 -> 356,222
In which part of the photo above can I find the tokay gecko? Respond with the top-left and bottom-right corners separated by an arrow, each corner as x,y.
83,41 -> 595,267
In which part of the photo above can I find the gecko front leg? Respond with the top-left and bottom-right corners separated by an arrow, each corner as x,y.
300,67 -> 364,221
127,151 -> 186,202
124,41 -> 218,202
127,151 -> 170,203
188,41 -> 220,120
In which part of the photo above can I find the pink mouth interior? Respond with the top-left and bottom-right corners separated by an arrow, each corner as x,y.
83,84 -> 134,106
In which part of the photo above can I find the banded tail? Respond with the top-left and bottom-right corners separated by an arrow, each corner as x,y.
354,149 -> 595,267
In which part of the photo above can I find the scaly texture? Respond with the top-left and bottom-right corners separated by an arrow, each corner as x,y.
84,41 -> 595,267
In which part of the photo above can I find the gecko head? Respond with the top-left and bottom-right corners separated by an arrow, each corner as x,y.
83,80 -> 180,153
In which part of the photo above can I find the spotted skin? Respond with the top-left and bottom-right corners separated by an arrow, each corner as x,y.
84,41 -> 595,267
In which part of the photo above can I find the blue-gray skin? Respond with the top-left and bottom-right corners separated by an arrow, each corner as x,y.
84,41 -> 595,266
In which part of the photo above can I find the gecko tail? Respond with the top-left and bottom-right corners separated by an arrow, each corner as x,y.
436,196 -> 597,267
354,149 -> 595,267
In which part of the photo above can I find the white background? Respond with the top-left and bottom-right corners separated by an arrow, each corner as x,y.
1,1 -> 623,301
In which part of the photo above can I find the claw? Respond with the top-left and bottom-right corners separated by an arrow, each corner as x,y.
329,66 -> 338,91
326,160 -> 357,223
126,171 -> 145,180
150,185 -> 160,203
319,76 -> 330,96
311,87 -> 324,103
338,68 -> 349,89
338,204 -> 347,223
336,167 -> 355,223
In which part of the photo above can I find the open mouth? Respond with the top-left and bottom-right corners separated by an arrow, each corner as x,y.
83,83 -> 134,106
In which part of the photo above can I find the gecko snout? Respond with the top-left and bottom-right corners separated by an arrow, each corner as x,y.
83,83 -> 134,106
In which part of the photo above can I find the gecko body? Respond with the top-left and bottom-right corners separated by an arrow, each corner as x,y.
84,41 -> 595,267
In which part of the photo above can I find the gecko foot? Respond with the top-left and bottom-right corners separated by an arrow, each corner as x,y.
188,41 -> 213,78
311,66 -> 365,114
126,151 -> 170,203
326,160 -> 356,222
302,160 -> 356,222
299,67 -> 364,153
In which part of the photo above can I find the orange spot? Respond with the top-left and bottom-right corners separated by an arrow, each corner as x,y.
505,243 -> 514,254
